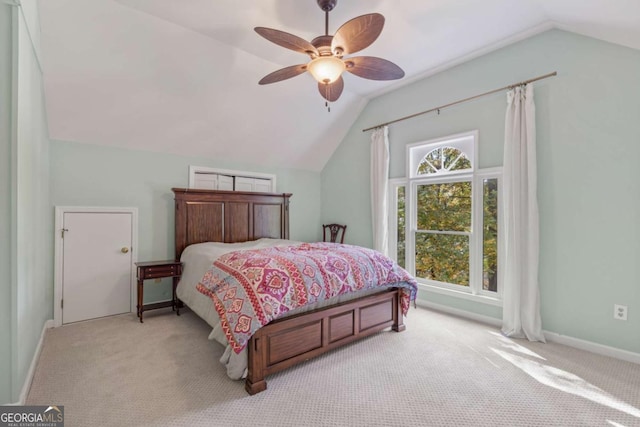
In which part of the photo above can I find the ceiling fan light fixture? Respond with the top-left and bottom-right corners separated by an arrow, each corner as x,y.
307,56 -> 345,84
255,0 -> 403,103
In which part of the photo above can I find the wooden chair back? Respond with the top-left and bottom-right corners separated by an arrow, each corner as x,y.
322,223 -> 347,244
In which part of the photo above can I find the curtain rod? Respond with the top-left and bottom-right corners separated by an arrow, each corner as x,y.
362,71 -> 557,132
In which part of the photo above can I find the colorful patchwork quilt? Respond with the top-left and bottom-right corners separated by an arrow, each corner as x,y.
197,242 -> 418,354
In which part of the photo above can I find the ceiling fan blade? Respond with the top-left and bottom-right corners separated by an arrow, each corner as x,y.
254,27 -> 318,57
345,56 -> 405,80
258,64 -> 307,85
331,13 -> 385,56
318,76 -> 344,102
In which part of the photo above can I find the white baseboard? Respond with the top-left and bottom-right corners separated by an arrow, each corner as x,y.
416,300 -> 640,365
416,299 -> 502,328
543,331 -> 640,365
13,319 -> 54,405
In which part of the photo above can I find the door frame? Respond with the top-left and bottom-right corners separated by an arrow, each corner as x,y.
53,206 -> 138,327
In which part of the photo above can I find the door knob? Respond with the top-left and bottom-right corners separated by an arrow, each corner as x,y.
121,247 -> 129,253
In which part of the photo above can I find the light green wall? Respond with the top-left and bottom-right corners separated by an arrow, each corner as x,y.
321,29 -> 640,354
0,2 -> 14,405
0,0 -> 53,405
14,0 -> 53,400
50,140 -> 322,303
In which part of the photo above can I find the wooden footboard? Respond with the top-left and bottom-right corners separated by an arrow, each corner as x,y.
245,288 -> 405,394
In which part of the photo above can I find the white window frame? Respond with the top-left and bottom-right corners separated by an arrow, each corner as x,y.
399,131 -> 502,306
407,131 -> 476,179
188,166 -> 277,192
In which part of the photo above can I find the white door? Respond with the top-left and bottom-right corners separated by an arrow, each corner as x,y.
62,212 -> 133,324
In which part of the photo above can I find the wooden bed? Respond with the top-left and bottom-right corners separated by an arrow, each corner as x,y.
172,188 -> 405,394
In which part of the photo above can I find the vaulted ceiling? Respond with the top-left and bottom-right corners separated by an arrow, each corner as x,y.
38,0 -> 640,171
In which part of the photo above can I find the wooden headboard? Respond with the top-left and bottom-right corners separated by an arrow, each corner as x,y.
172,188 -> 292,261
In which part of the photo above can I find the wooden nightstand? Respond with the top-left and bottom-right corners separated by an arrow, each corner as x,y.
135,260 -> 182,323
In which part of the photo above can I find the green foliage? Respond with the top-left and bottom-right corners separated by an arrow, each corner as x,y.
415,181 -> 471,286
417,182 -> 472,232
482,179 -> 498,291
416,233 -> 469,285
396,186 -> 406,268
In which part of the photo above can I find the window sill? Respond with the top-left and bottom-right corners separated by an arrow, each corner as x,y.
418,282 -> 502,307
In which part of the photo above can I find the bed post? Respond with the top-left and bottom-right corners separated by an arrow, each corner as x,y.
391,289 -> 406,332
246,335 -> 267,395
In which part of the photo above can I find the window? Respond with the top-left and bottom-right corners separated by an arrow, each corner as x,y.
389,179 -> 406,269
392,131 -> 501,302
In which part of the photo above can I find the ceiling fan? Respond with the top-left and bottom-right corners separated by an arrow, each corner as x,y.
255,0 -> 405,106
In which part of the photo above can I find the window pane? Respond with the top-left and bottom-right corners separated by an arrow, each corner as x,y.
396,186 -> 406,268
483,178 -> 498,292
415,233 -> 469,286
446,150 -> 472,171
417,161 -> 437,175
424,148 -> 443,170
417,147 -> 472,176
417,182 -> 472,232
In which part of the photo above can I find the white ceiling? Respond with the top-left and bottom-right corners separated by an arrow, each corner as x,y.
38,0 -> 640,172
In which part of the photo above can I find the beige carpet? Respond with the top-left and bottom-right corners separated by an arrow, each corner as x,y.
27,307 -> 640,427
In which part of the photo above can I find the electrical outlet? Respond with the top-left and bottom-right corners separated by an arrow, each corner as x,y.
154,278 -> 161,284
614,304 -> 628,321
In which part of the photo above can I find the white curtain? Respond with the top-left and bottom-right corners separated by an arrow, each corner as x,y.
371,126 -> 390,255
501,84 -> 545,342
